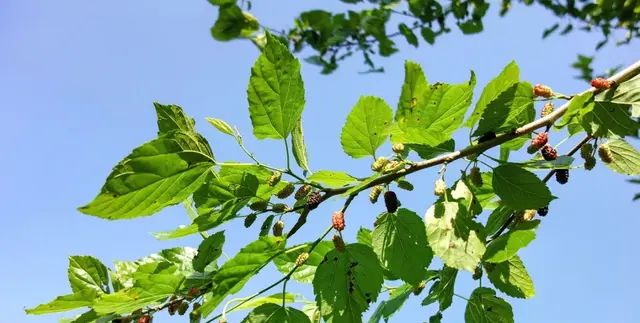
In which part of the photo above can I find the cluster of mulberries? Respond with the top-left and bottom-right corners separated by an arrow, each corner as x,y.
272,203 -> 288,213
244,214 -> 257,228
527,132 -> 549,154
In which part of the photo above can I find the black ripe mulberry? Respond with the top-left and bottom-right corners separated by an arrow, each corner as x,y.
384,191 -> 400,213
555,169 -> 569,184
541,145 -> 558,161
537,206 -> 549,216
306,191 -> 322,210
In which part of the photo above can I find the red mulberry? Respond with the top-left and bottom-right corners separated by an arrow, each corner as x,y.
527,132 -> 548,154
533,84 -> 553,98
332,234 -> 346,252
591,77 -> 611,90
541,145 -> 558,161
306,191 -> 322,210
332,211 -> 345,231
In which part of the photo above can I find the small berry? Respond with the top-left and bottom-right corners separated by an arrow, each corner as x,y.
580,143 -> 594,159
396,180 -> 414,191
244,214 -> 257,228
584,156 -> 596,170
306,191 -> 322,210
383,160 -> 403,174
533,83 -> 553,98
392,143 -> 406,154
598,143 -> 614,163
523,209 -> 537,221
138,315 -> 152,323
591,77 -> 611,90
272,220 -> 284,236
371,157 -> 389,172
537,206 -> 549,216
472,266 -> 483,280
527,132 -> 549,154
434,179 -> 447,197
541,102 -> 554,117
332,211 -> 346,231
332,234 -> 346,252
267,171 -> 282,186
249,201 -> 268,211
276,183 -> 295,199
295,252 -> 309,266
178,302 -> 189,315
369,185 -> 383,203
294,184 -> 312,200
272,203 -> 288,213
469,166 -> 483,186
541,145 -> 558,161
384,191 -> 400,213
186,287 -> 200,300
555,169 -> 569,184
412,280 -> 426,295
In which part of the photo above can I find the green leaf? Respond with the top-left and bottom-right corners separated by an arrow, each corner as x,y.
522,155 -> 574,170
465,287 -> 514,323
492,164 -> 554,210
484,220 -> 539,263
602,138 -> 640,175
556,92 -> 594,129
397,61 -> 428,114
466,172 -> 497,210
242,303 -> 311,323
78,130 -> 214,219
484,205 -> 513,237
233,293 -> 297,312
581,101 -> 639,137
248,32 -> 305,139
200,236 -> 286,316
473,82 -> 534,137
313,244 -> 383,323
93,261 -> 185,314
154,103 -> 196,134
308,170 -> 358,188
340,96 -> 393,158
398,23 -> 418,47
407,140 -> 455,159
457,20 -> 483,34
372,209 -> 433,285
193,231 -> 225,272
392,72 -> 476,146
425,202 -> 485,272
357,227 -> 373,246
422,266 -> 457,311
68,256 -> 110,294
368,284 -> 412,323
25,291 -> 97,315
206,117 -> 237,137
486,255 -> 535,299
466,61 -> 519,128
110,247 -> 197,290
212,4 -> 259,41
273,241 -> 334,283
291,119 -> 310,172
500,136 -> 529,161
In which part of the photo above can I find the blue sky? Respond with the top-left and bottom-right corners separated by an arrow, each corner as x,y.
2,1 -> 639,322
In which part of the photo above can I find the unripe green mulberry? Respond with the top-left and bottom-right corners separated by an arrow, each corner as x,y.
392,143 -> 406,154
295,252 -> 309,266
190,303 -> 201,321
272,220 -> 284,236
396,180 -> 414,191
433,179 -> 447,196
383,160 -> 403,174
276,183 -> 295,199
469,166 -> 483,186
272,203 -> 288,213
580,143 -> 594,159
584,156 -> 596,170
541,102 -> 554,117
177,302 -> 189,315
267,171 -> 282,186
369,185 -> 383,203
371,157 -> 389,172
598,143 -> 614,163
294,184 -> 312,200
249,200 -> 268,211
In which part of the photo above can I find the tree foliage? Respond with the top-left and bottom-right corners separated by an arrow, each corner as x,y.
25,6 -> 640,323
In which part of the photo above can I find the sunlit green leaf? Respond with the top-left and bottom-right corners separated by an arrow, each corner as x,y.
212,4 -> 259,41
242,303 -> 311,323
25,291 -> 97,315
368,284 -> 412,323
465,287 -> 514,323
422,266 -> 457,311
486,255 -> 535,299
193,231 -> 225,272
493,164 -> 554,210
484,220 -> 539,263
466,61 -> 519,128
473,82 -> 534,137
308,170 -> 358,188
68,256 -> 110,295
340,96 -> 393,158
248,32 -> 305,139
273,241 -> 334,283
602,138 -> 640,175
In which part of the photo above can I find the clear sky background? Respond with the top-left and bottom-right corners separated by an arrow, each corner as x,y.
2,1 -> 639,322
